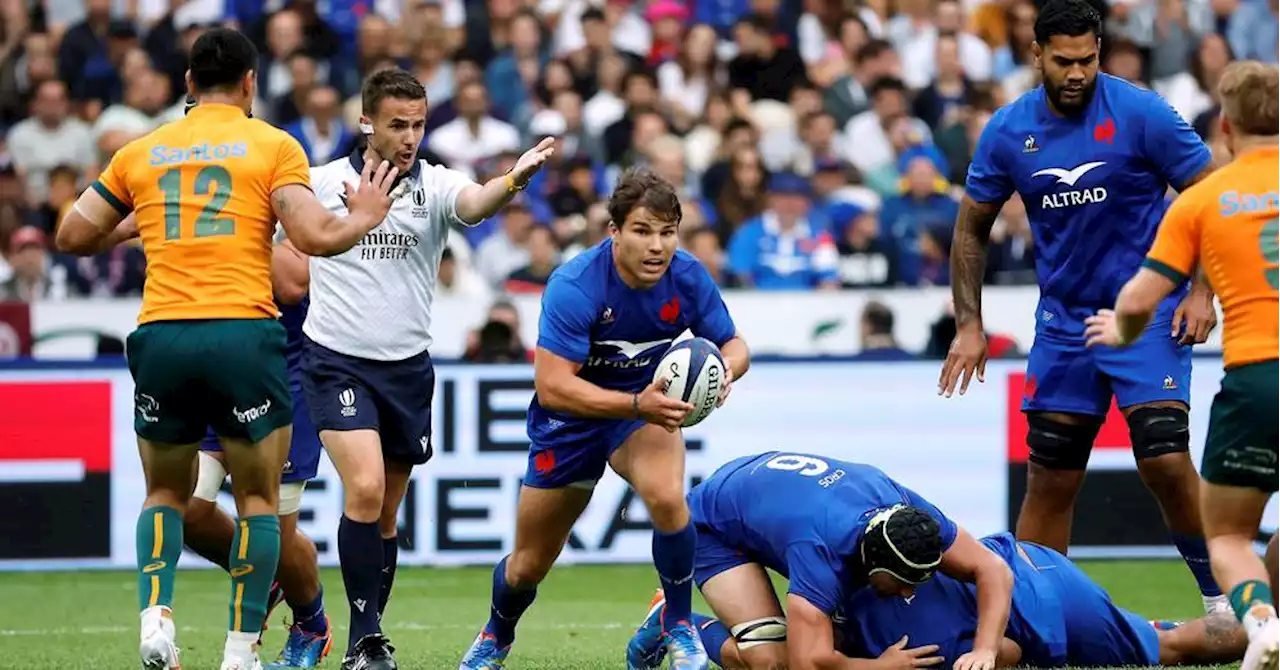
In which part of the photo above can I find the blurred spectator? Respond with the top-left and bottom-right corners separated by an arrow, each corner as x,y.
437,246 -> 492,301
59,1 -> 135,115
412,28 -> 457,113
712,145 -> 768,245
644,0 -> 690,66
285,85 -> 356,166
602,69 -> 662,165
1103,38 -> 1146,85
91,66 -> 171,155
505,225 -> 561,292
1225,0 -> 1278,64
836,208 -> 901,288
7,79 -> 95,203
851,300 -> 915,360
0,158 -> 33,249
729,14 -> 808,102
475,198 -> 535,287
63,238 -> 147,297
686,226 -> 729,286
916,221 -> 952,286
880,148 -> 958,285
912,33 -> 972,130
822,39 -> 901,126
726,172 -> 839,289
843,77 -> 932,190
986,194 -> 1036,286
895,0 -> 992,89
463,299 -> 530,363
993,1 -> 1037,80
485,9 -> 546,126
1158,32 -> 1232,127
428,81 -> 520,178
34,164 -> 78,234
657,23 -> 720,132
0,226 -> 57,301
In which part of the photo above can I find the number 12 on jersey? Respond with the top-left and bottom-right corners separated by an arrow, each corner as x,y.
158,166 -> 235,240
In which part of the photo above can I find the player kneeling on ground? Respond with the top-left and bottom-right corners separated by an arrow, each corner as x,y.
626,451 -> 1014,670
460,167 -> 751,670
185,227 -> 332,669
1084,60 -> 1280,670
839,532 -> 1248,668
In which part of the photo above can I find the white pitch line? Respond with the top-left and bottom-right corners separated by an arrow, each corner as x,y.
0,622 -> 625,637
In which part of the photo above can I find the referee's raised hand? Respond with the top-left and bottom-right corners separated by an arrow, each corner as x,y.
344,158 -> 399,230
509,137 -> 556,187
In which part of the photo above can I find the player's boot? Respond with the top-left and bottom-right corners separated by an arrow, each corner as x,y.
664,619 -> 711,670
626,589 -> 669,670
220,656 -> 265,670
266,617 -> 333,669
139,606 -> 181,670
1203,594 -> 1232,615
1242,617 -> 1279,670
458,631 -> 510,670
340,633 -> 397,670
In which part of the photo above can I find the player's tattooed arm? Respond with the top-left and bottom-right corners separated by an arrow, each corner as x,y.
950,196 -> 1002,327
272,184 -> 372,257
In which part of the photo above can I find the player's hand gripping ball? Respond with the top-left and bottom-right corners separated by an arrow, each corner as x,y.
654,337 -> 727,428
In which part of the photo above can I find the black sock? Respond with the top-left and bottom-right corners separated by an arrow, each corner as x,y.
379,536 -> 398,619
338,516 -> 383,652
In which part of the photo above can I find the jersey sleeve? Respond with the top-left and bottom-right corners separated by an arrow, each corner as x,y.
271,135 -> 313,193
894,481 -> 959,551
90,144 -> 134,216
431,164 -> 478,226
687,258 -> 737,346
536,277 -> 597,363
964,115 -> 1015,205
786,541 -> 845,615
1141,93 -> 1212,190
1142,192 -> 1203,284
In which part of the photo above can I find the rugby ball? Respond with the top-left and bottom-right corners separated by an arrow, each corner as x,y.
654,337 -> 727,428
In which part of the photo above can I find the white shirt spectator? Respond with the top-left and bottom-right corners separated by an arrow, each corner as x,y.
303,154 -> 477,360
842,111 -> 933,175
7,117 -> 94,202
1154,73 -> 1214,124
583,90 -> 627,137
92,104 -> 163,146
475,228 -> 532,287
427,116 -> 520,179
657,61 -> 711,119
900,29 -> 993,88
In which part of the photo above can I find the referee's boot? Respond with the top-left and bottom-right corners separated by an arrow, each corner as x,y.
340,633 -> 397,670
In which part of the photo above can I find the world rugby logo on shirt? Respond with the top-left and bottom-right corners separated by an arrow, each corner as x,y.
1032,161 -> 1108,209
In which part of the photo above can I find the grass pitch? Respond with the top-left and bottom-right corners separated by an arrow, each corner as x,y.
0,561 -> 1232,669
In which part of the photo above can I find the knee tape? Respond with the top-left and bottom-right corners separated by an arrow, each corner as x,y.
730,616 -> 788,649
193,451 -> 227,502
1026,414 -> 1100,470
277,481 -> 308,516
1127,407 -> 1190,460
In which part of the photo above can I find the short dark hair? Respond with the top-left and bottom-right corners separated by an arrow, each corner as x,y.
868,76 -> 907,99
188,28 -> 259,93
855,39 -> 894,65
608,167 -> 683,228
1034,0 -> 1101,45
862,301 -> 895,335
361,67 -> 427,117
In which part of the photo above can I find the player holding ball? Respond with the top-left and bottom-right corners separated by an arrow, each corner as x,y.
459,167 -> 751,670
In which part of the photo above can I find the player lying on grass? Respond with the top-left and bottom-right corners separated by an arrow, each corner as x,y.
460,167 -> 751,670
1083,60 -> 1280,670
838,531 -> 1247,668
184,225 -> 332,669
626,451 -> 1014,670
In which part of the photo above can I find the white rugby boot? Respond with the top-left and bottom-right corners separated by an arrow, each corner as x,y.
139,606 -> 180,670
1243,617 -> 1280,670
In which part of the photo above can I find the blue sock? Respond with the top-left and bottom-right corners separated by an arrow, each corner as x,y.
653,522 -> 697,631
379,536 -> 398,618
692,613 -> 729,666
338,516 -> 383,650
293,587 -> 328,635
1172,533 -> 1222,597
485,556 -> 537,648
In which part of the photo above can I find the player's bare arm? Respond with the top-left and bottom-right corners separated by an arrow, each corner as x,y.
788,595 -> 942,670
716,332 -> 751,406
1084,268 -> 1181,348
55,189 -> 138,255
455,137 -> 555,224
939,196 -> 1003,397
271,157 -> 397,257
533,348 -> 693,430
937,529 -> 1014,670
271,238 -> 309,305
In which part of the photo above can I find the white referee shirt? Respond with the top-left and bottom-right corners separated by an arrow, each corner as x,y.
303,151 -> 476,361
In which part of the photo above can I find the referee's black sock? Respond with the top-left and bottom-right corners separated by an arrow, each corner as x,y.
338,515 -> 383,652
379,536 -> 399,618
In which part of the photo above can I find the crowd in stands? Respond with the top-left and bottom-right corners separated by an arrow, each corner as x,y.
0,0 -> 1270,307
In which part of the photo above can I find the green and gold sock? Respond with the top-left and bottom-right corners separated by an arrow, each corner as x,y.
227,514 -> 281,634
1230,580 -> 1276,622
136,506 -> 183,612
